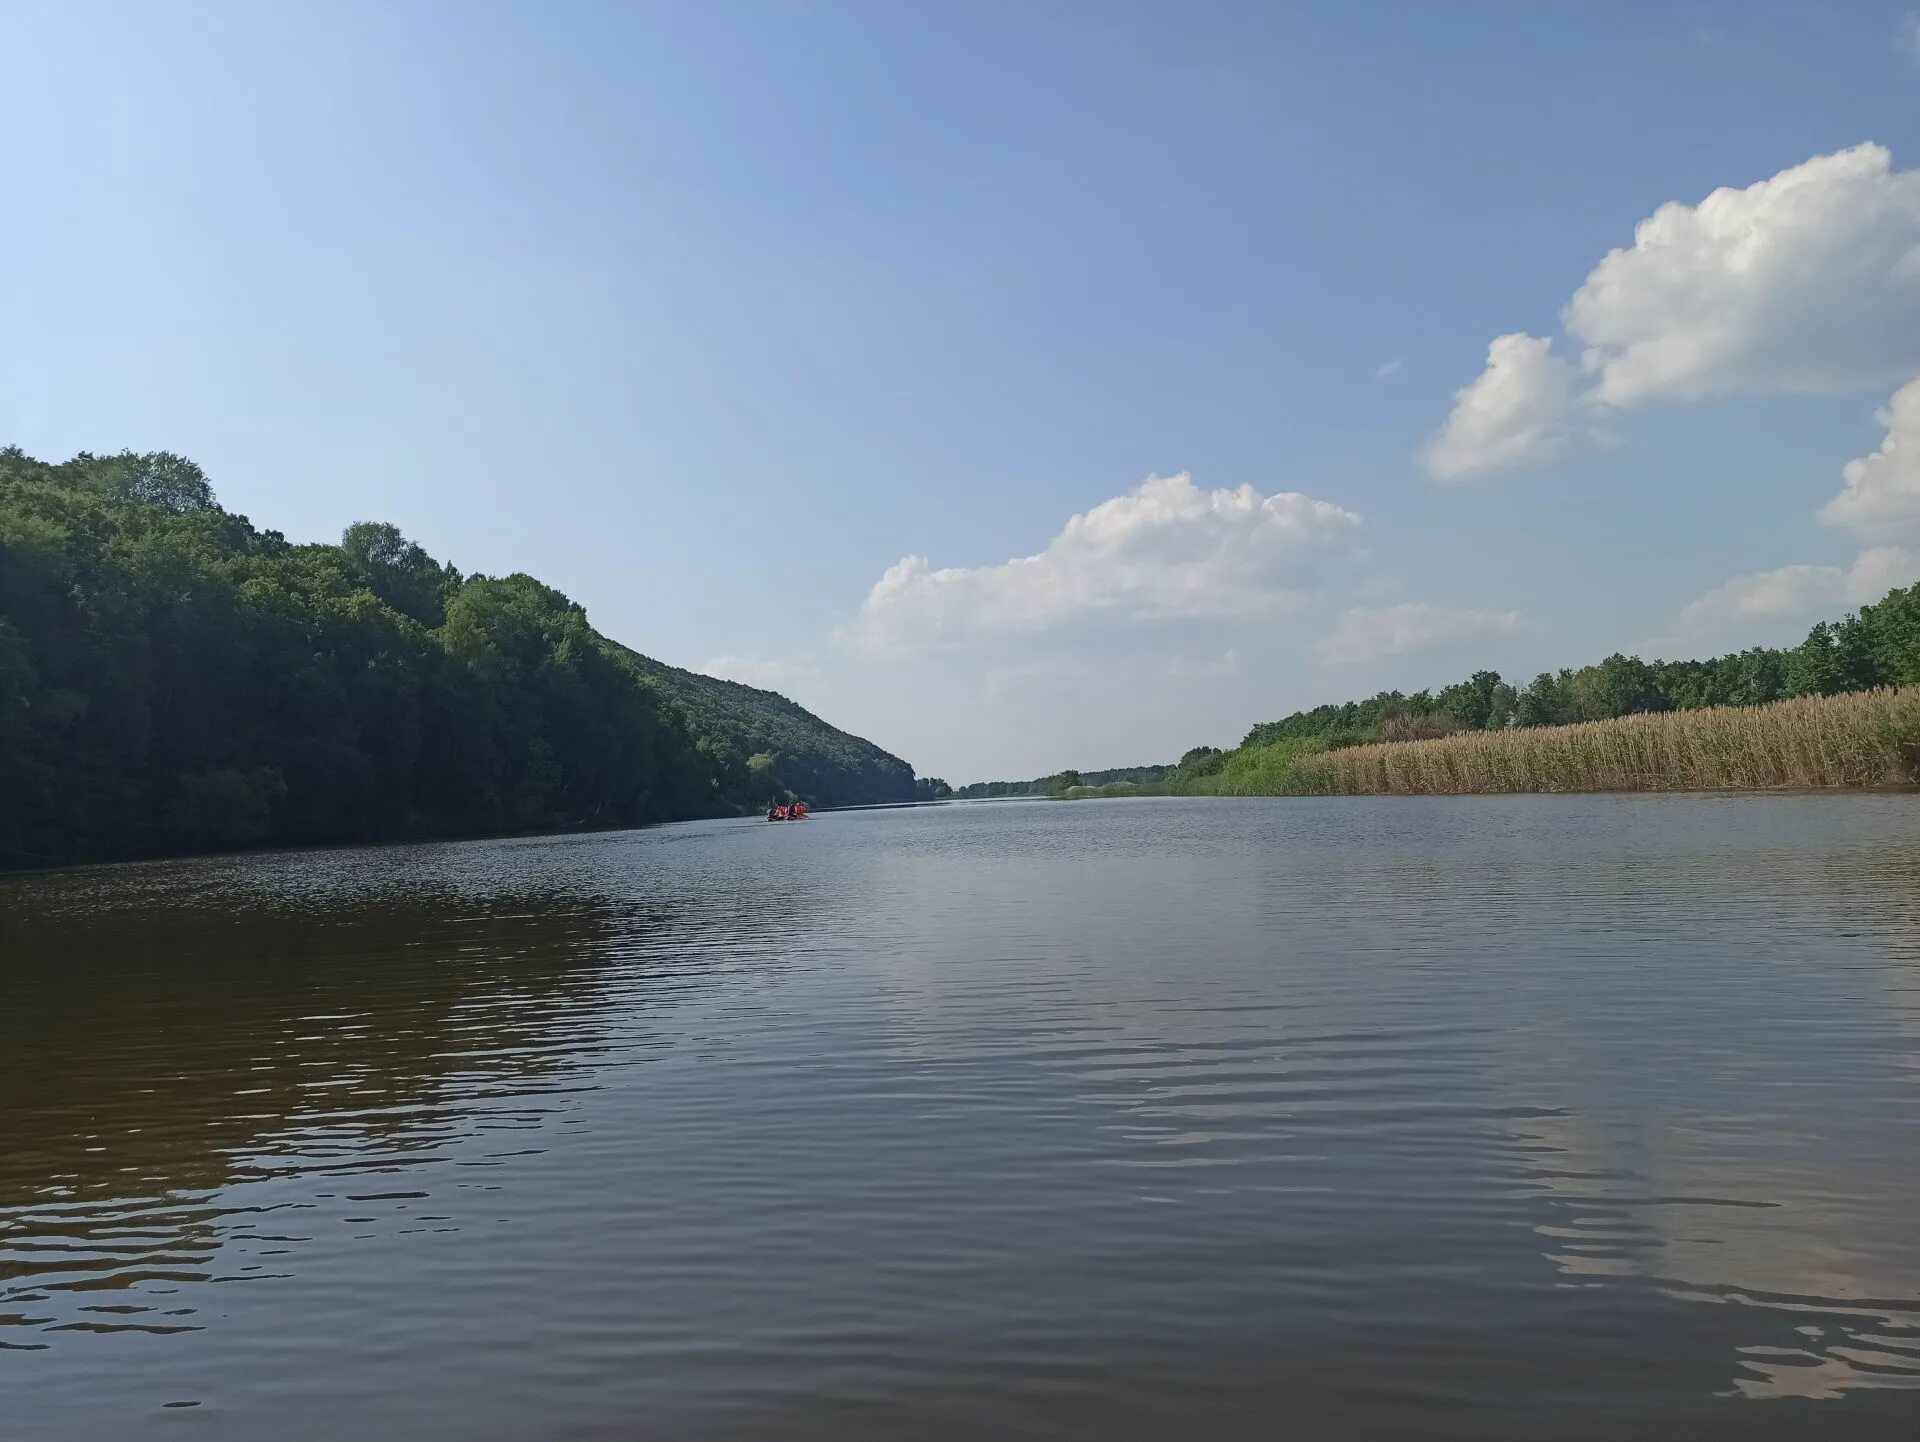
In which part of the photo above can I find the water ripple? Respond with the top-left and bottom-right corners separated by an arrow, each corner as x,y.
2,798 -> 1919,1439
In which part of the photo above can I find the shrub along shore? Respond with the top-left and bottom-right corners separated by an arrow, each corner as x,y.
1066,687 -> 1920,798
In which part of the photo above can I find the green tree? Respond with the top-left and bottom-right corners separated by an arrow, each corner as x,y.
1044,769 -> 1083,797
1566,654 -> 1666,720
1438,671 -> 1505,730
1860,583 -> 1920,684
340,521 -> 461,627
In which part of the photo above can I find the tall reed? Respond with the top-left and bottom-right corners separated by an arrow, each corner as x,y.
1274,687 -> 1920,795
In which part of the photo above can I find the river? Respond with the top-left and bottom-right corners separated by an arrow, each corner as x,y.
3,795 -> 1918,1439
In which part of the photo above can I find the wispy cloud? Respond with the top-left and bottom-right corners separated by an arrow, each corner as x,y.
1662,547 -> 1917,650
699,652 -> 823,698
1318,603 -> 1523,664
1374,358 -> 1404,380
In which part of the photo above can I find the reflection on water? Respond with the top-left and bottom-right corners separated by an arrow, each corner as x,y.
2,798 -> 1918,1440
3,888 -> 618,1338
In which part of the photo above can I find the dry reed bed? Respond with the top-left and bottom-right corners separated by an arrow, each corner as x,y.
1283,687 -> 1920,795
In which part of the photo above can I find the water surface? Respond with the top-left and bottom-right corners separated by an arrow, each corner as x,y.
4,796 -> 1919,1439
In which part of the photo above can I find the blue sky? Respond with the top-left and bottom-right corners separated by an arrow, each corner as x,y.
7,2 -> 1920,779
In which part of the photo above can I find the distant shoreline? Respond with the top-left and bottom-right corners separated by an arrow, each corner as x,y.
1055,687 -> 1920,799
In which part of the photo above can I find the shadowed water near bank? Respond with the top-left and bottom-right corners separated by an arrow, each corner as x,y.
4,797 -> 1919,1440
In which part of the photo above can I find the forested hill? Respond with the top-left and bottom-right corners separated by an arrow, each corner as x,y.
0,448 -> 914,869
616,650 -> 913,810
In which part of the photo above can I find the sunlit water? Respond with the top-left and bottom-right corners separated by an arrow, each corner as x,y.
4,796 -> 1919,1440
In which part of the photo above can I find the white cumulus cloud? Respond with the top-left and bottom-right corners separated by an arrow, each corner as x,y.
1317,602 -> 1523,664
1822,375 -> 1920,540
1658,369 -> 1920,648
1668,546 -> 1917,644
1431,144 -> 1920,478
1849,543 -> 1920,598
1567,144 -> 1920,406
1423,334 -> 1574,480
851,473 -> 1363,651
1672,564 -> 1853,638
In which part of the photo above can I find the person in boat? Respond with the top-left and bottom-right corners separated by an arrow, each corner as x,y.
792,801 -> 808,819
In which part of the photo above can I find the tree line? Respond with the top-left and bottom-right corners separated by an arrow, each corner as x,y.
951,578 -> 1920,796
1162,584 -> 1920,785
952,764 -> 1170,799
0,448 -> 911,868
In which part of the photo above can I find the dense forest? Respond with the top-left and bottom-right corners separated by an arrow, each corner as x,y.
616,650 -> 914,809
0,449 -> 914,868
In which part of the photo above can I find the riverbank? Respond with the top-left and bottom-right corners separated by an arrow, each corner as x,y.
0,449 -> 915,871
1066,687 -> 1920,798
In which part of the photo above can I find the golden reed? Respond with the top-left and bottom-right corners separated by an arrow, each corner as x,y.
1279,687 -> 1920,795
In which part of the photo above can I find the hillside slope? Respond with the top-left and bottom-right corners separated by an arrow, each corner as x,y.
0,447 -> 916,867
620,650 -> 914,808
